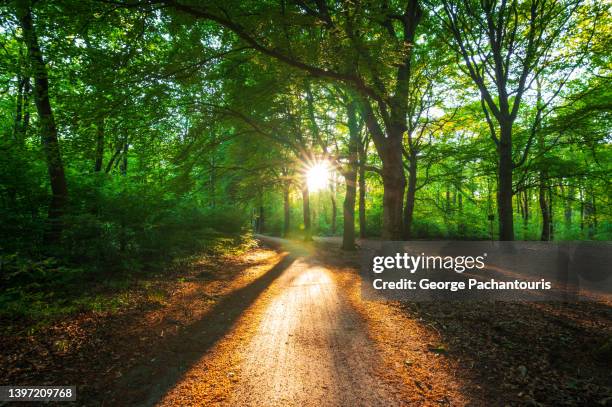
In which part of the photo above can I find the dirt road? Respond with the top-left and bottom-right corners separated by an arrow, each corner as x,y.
158,240 -> 406,406
226,257 -> 400,406
5,236 -> 607,406
111,236 -> 610,406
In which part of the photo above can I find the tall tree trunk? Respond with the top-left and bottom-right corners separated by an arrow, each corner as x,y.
539,180 -> 551,241
94,119 -> 104,172
537,119 -> 551,241
342,169 -> 357,250
564,184 -> 573,229
591,194 -> 597,236
283,185 -> 290,237
358,148 -> 367,238
22,78 -> 30,142
402,152 -> 417,240
210,152 -> 216,208
105,143 -> 123,173
579,187 -> 584,234
17,4 -> 68,245
331,192 -> 337,235
380,135 -> 406,240
585,187 -> 596,238
13,76 -> 29,147
302,183 -> 312,241
119,139 -> 128,176
341,97 -> 360,250
14,76 -> 25,143
548,185 -> 554,240
330,176 -> 337,235
497,123 -> 514,240
522,188 -> 529,238
119,137 -> 129,251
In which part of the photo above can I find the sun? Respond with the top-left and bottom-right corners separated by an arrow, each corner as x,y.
306,161 -> 331,192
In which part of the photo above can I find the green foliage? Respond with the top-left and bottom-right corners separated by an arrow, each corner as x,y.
0,0 -> 610,325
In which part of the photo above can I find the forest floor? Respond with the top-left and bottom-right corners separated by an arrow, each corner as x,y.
1,236 -> 611,406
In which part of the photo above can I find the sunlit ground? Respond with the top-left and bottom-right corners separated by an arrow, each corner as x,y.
158,248 -> 473,406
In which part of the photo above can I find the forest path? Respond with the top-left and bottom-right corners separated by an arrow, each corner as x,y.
225,257 -> 400,406
158,238 -> 405,406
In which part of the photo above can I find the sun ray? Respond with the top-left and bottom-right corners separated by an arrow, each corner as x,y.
306,161 -> 330,192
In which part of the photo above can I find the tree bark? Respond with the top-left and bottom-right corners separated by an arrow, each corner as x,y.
302,183 -> 312,241
564,184 -> 573,228
539,180 -> 551,241
360,96 -> 408,241
585,187 -> 596,238
402,152 -> 417,240
342,169 -> 357,250
579,187 -> 584,233
17,4 -> 68,245
379,134 -> 406,240
358,147 -> 367,238
283,185 -> 290,237
549,185 -> 554,240
13,76 -> 29,145
330,192 -> 337,235
120,139 -> 128,176
522,188 -> 529,238
497,123 -> 514,240
94,119 -> 104,172
341,98 -> 361,250
210,150 -> 216,208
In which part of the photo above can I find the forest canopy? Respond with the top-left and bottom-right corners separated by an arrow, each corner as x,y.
0,0 -> 610,270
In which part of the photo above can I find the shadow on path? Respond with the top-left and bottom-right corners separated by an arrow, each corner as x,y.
102,252 -> 296,406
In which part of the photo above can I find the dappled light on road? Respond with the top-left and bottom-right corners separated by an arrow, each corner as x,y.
159,256 -> 404,406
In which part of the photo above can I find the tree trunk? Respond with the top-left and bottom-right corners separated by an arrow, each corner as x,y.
94,119 -> 104,172
283,186 -> 290,237
548,185 -> 554,240
522,189 -> 529,238
120,139 -> 128,176
537,118 -> 551,241
331,194 -> 337,235
402,153 -> 417,240
13,76 -> 28,144
119,137 -> 129,252
342,168 -> 357,250
359,103 -> 407,241
17,4 -> 68,245
380,135 -> 406,240
591,194 -> 597,236
585,188 -> 596,238
579,187 -> 584,233
497,123 -> 514,240
358,149 -> 367,238
302,183 -> 312,241
210,152 -> 216,208
564,184 -> 573,228
22,78 -> 30,142
539,179 -> 551,241
341,97 -> 360,250
330,177 -> 337,235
